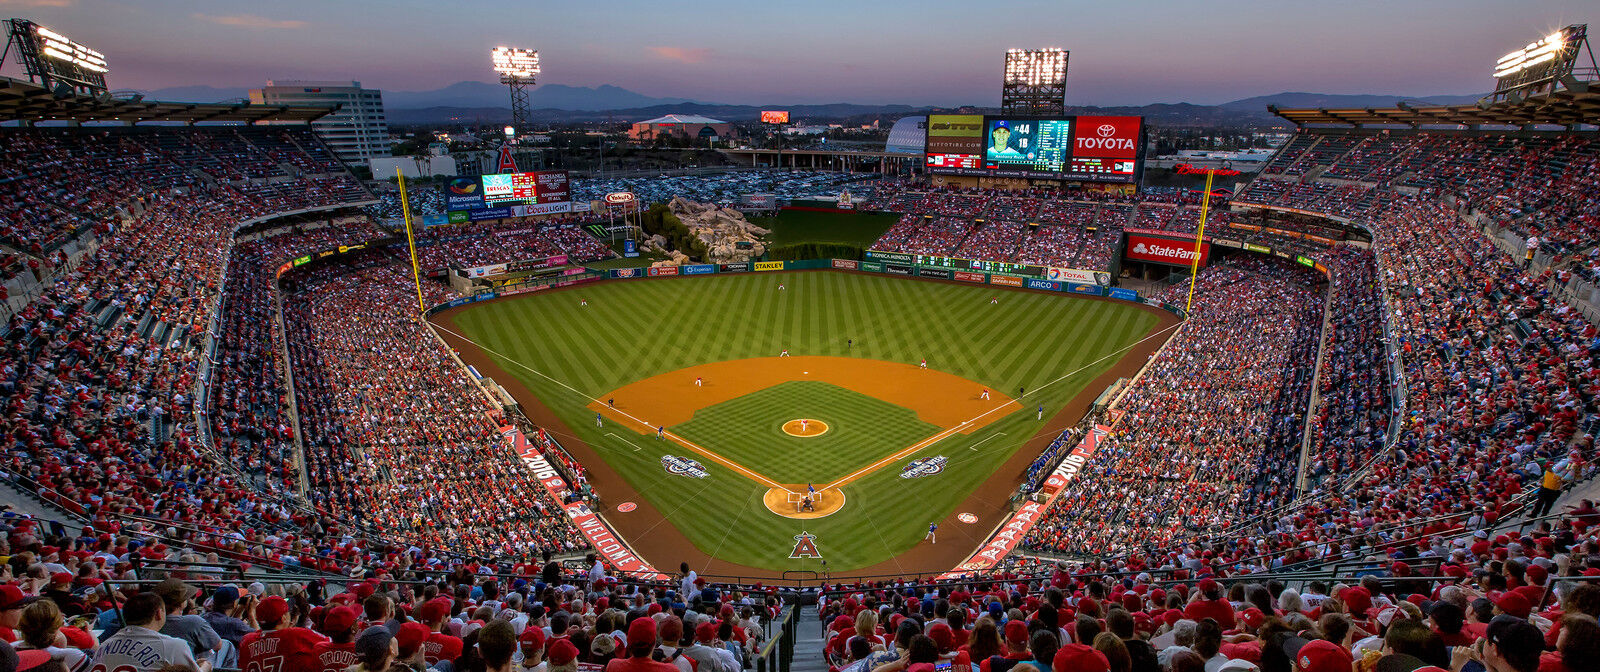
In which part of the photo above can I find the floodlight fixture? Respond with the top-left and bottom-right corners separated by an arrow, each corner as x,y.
492,47 -> 540,80
1001,48 -> 1068,116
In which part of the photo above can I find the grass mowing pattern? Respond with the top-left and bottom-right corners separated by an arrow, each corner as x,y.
448,270 -> 1159,571
672,381 -> 939,484
754,210 -> 901,248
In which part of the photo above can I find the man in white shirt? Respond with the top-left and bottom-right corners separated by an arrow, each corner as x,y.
588,554 -> 606,586
90,593 -> 211,672
678,563 -> 697,599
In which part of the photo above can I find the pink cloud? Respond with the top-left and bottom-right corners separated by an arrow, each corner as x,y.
648,46 -> 713,64
192,13 -> 308,29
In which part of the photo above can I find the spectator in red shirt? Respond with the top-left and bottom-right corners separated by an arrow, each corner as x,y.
311,606 -> 360,672
1184,580 -> 1236,629
605,617 -> 680,672
238,596 -> 327,672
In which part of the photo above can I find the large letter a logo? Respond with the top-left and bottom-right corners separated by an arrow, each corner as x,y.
790,531 -> 822,559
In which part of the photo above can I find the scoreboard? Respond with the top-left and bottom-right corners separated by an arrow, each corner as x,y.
867,250 -> 1042,276
483,172 -> 537,203
926,114 -> 1146,183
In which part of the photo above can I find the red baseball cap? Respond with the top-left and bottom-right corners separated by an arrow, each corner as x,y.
927,623 -> 955,652
1294,640 -> 1354,672
1493,592 -> 1532,619
398,622 -> 430,657
256,596 -> 290,624
1054,643 -> 1110,672
0,585 -> 37,611
520,626 -> 547,649
695,621 -> 718,643
547,639 -> 580,665
629,616 -> 659,647
1004,620 -> 1029,645
322,606 -> 359,634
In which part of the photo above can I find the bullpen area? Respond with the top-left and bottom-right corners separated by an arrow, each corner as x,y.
433,270 -> 1174,575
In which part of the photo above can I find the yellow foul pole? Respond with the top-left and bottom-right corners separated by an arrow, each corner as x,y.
1183,170 -> 1216,317
396,168 -> 427,316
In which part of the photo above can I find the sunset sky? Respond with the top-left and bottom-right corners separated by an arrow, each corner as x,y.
1,0 -> 1592,106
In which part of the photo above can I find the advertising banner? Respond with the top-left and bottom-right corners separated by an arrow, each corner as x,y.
1125,233 -> 1211,267
682,264 -> 715,275
1066,283 -> 1102,296
420,213 -> 449,227
885,263 -> 912,276
1046,267 -> 1110,285
754,261 -> 785,272
518,201 -> 573,216
865,251 -> 914,264
609,268 -> 642,279
990,274 -> 1025,287
647,266 -> 679,277
1025,278 -> 1061,291
832,259 -> 859,270
861,262 -> 884,273
446,177 -> 486,211
953,271 -> 986,283
468,207 -> 515,222
508,430 -> 664,579
623,240 -> 639,258
468,263 -> 509,278
1242,243 -> 1271,254
940,424 -> 1109,578
918,267 -> 952,279
533,171 -> 570,203
448,210 -> 471,224
1110,287 -> 1140,301
719,262 -> 750,273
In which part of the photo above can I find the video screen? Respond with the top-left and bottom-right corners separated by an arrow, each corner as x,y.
924,114 -> 985,176
761,110 -> 790,123
983,118 -> 1072,174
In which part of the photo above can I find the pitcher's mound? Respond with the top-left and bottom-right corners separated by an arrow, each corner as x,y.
781,418 -> 829,437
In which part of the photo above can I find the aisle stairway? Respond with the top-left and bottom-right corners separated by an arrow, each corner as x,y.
790,605 -> 828,672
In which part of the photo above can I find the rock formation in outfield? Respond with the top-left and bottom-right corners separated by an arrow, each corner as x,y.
666,196 -> 769,263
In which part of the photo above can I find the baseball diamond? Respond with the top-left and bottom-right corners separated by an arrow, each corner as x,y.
435,269 -> 1171,573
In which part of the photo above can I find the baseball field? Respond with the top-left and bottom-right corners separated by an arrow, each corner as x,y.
434,270 -> 1172,576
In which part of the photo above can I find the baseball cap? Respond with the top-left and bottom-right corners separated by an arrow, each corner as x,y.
322,605 -> 359,635
212,585 -> 240,607
354,626 -> 394,661
1004,620 -> 1029,645
0,585 -> 36,611
695,620 -> 718,643
419,598 -> 450,624
49,572 -> 72,586
629,615 -> 659,647
1293,640 -> 1353,672
1053,643 -> 1111,672
592,633 -> 617,657
256,595 -> 290,624
1492,592 -> 1531,619
398,622 -> 430,657
547,638 -> 580,666
927,623 -> 955,652
0,641 -> 51,671
154,578 -> 195,605
1198,578 -> 1219,594
520,625 -> 546,650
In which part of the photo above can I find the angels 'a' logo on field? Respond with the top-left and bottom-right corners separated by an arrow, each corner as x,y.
661,455 -> 708,479
900,455 -> 948,479
790,531 -> 822,559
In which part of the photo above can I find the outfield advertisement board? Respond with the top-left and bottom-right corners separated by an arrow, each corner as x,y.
1046,267 -> 1109,285
754,261 -> 785,272
647,266 -> 679,277
1109,287 -> 1140,301
941,424 -> 1110,578
609,268 -> 642,279
918,267 -> 951,279
865,251 -> 914,264
953,271 -> 986,283
861,262 -> 884,273
1025,278 -> 1061,291
681,264 -> 715,275
885,263 -> 912,275
832,259 -> 859,270
719,262 -> 750,273
989,274 -> 1025,287
1066,283 -> 1102,296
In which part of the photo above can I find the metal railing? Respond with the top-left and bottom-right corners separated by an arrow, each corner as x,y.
754,605 -> 797,672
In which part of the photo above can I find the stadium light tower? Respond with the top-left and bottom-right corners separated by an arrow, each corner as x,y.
1001,48 -> 1068,116
491,47 -> 539,139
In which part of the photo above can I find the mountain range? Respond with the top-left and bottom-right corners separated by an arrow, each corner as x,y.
138,82 -> 1487,126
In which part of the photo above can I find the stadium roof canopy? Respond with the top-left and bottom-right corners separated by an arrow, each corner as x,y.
0,77 -> 337,125
637,114 -> 728,125
1270,88 -> 1600,129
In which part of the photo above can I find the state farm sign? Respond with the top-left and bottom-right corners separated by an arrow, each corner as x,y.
1125,233 -> 1211,267
1073,116 -> 1142,159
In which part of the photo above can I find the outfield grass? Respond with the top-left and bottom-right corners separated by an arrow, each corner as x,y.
447,270 -> 1159,571
753,210 -> 900,248
672,381 -> 939,484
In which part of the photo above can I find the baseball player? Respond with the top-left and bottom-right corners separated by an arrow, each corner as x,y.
800,419 -> 809,433
580,298 -> 588,306
656,425 -> 665,440
781,349 -> 790,357
920,358 -> 927,369
980,388 -> 990,400
990,295 -> 998,305
695,376 -> 703,387
595,412 -> 603,427
1038,405 -> 1044,420
778,283 -> 785,291
925,522 -> 938,544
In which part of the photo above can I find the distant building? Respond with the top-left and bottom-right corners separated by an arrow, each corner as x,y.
250,80 -> 389,165
628,114 -> 734,142
885,116 -> 927,154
